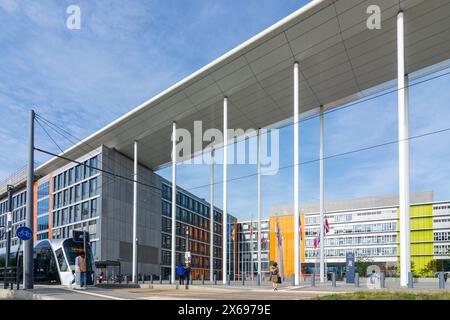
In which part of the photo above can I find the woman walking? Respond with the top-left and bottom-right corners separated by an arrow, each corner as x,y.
270,262 -> 280,291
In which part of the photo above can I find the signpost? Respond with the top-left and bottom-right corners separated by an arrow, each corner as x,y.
185,251 -> 191,265
346,252 -> 355,283
16,226 -> 33,241
15,227 -> 32,290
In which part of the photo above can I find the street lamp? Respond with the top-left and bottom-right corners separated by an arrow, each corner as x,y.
3,185 -> 13,289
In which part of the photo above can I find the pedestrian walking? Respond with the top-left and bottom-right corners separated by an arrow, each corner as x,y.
270,262 -> 280,291
75,251 -> 87,289
185,263 -> 191,289
177,264 -> 185,285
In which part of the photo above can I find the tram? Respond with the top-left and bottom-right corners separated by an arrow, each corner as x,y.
0,236 -> 94,285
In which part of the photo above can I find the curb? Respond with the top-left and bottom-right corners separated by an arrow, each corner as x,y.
0,288 -> 59,300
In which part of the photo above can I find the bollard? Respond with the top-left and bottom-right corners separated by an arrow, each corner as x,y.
202,274 -> 205,285
257,274 -> 261,286
242,275 -> 245,286
439,272 -> 445,289
214,273 -> 217,286
311,273 -> 315,287
408,272 -> 414,289
380,272 -> 385,289
355,273 -> 359,287
160,274 -> 163,284
227,274 -> 231,286
151,274 -> 153,284
169,275 -> 171,284
332,272 -> 336,287
292,275 -> 295,286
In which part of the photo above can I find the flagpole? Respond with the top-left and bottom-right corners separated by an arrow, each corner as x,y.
250,215 -> 254,282
228,222 -> 231,283
299,213 -> 302,283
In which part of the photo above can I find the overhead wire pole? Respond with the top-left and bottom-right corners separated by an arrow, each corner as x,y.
397,10 -> 411,287
319,105 -> 325,283
257,128 -> 262,284
210,147 -> 215,283
132,140 -> 138,283
222,96 -> 228,284
293,62 -> 300,286
24,109 -> 34,289
171,122 -> 177,284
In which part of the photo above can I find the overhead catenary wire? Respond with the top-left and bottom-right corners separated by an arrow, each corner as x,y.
35,114 -> 235,215
34,147 -> 163,193
185,125 -> 450,192
35,113 -> 136,194
35,118 -> 65,154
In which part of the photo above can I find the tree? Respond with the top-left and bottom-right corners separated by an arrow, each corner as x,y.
355,256 -> 374,276
419,259 -> 446,277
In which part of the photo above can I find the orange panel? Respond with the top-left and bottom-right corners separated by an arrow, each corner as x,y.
269,213 -> 305,278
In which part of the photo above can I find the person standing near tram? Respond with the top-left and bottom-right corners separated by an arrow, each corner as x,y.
75,251 -> 87,289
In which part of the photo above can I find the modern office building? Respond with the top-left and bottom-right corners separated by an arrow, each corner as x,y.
0,145 -> 235,280
237,219 -> 270,279
269,191 -> 450,277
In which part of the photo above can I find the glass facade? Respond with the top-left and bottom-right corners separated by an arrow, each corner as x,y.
160,182 -> 230,280
237,220 -> 270,279
0,190 -> 27,248
50,155 -> 100,258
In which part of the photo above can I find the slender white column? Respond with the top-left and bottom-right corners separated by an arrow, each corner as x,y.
222,97 -> 228,284
397,10 -> 411,287
171,122 -> 177,284
293,62 -> 300,286
319,106 -> 325,283
210,148 -> 215,282
132,140 -> 138,283
257,128 -> 262,281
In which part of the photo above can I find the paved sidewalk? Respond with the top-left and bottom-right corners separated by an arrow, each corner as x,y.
3,278 -> 449,300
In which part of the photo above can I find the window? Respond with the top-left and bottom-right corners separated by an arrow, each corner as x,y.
68,168 -> 74,185
88,220 -> 97,239
75,165 -> 82,182
83,161 -> 89,179
81,202 -> 89,219
55,248 -> 68,272
37,198 -> 49,216
82,181 -> 89,199
89,156 -> 98,176
37,182 -> 50,198
37,215 -> 49,231
75,184 -> 81,202
63,189 -> 69,206
62,208 -> 68,225
91,199 -> 97,218
89,178 -> 97,197
75,204 -> 81,222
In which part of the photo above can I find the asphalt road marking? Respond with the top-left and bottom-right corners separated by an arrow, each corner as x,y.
61,288 -> 127,300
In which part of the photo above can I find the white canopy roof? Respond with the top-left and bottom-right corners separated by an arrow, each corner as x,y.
35,0 -> 450,176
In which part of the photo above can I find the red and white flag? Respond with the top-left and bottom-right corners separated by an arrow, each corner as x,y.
324,216 -> 330,234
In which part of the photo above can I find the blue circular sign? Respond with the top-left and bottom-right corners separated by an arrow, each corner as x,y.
16,226 -> 33,241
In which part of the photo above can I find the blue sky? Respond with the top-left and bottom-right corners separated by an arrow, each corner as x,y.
1,0 -> 450,220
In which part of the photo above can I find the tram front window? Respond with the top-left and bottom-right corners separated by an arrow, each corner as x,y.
33,241 -> 59,284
